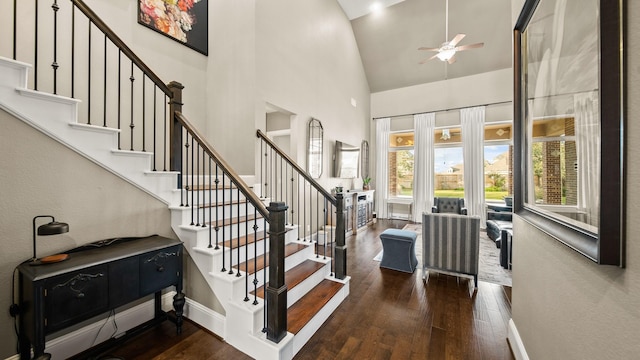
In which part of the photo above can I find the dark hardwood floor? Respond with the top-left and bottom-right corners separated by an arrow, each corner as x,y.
81,219 -> 514,360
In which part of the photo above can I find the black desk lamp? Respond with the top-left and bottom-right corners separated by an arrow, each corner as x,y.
31,215 -> 69,265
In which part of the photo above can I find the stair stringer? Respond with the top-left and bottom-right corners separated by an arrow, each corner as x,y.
0,56 -> 180,206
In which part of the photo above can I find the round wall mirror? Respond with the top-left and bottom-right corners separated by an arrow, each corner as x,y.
308,118 -> 323,178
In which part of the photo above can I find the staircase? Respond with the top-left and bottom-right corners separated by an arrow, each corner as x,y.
0,1 -> 349,359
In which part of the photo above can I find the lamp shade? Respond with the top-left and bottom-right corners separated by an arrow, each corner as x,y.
38,221 -> 69,236
32,215 -> 70,264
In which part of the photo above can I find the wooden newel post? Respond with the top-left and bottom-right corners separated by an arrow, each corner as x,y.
168,81 -> 184,188
266,201 -> 288,343
334,193 -> 347,280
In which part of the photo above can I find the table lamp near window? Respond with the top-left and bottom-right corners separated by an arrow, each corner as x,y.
30,215 -> 70,265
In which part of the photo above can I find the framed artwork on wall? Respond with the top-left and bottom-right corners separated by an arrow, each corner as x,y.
138,0 -> 208,55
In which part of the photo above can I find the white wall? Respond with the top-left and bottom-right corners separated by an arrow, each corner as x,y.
256,0 -> 371,192
509,1 -> 640,359
0,110 -> 176,359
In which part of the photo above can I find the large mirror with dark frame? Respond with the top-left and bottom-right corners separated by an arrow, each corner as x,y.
308,118 -> 323,179
514,0 -> 624,265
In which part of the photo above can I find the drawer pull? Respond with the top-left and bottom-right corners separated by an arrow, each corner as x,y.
52,273 -> 104,298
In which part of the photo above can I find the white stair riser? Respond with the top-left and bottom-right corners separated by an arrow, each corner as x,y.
180,224 -> 269,248
172,203 -> 263,226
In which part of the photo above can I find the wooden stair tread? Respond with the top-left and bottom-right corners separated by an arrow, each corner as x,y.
252,260 -> 326,298
233,243 -> 308,274
198,199 -> 247,209
188,184 -> 237,191
205,213 -> 263,227
287,279 -> 344,334
221,231 -> 268,250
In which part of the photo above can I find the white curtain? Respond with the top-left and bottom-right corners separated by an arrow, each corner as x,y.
375,118 -> 390,218
574,92 -> 600,227
413,113 -> 435,222
461,106 -> 486,226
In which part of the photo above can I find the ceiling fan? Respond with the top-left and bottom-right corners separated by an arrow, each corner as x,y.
418,0 -> 484,65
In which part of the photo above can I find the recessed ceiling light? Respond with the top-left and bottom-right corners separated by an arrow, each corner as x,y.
370,2 -> 383,14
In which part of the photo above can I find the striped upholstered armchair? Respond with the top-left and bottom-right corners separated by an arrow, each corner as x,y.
422,212 -> 481,288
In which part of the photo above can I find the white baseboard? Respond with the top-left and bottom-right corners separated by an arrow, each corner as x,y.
22,292 -> 177,360
182,297 -> 226,338
507,318 -> 529,360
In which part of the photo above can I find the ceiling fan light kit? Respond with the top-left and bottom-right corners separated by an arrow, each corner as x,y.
418,0 -> 484,64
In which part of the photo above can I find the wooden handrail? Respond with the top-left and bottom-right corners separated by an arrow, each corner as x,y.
256,129 -> 336,206
72,0 -> 172,97
176,112 -> 269,219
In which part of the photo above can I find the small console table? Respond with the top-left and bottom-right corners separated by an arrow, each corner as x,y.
17,235 -> 184,359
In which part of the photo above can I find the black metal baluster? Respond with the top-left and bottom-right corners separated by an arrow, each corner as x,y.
34,0 -> 38,90
252,211 -> 259,305
322,198 -> 327,260
195,144 -> 200,226
102,34 -> 107,126
214,166 -> 220,249
184,134 -> 190,208
290,165 -> 294,225
244,197 -> 250,301
179,127 -> 185,207
222,175 -> 233,275
87,20 -> 91,123
236,187 -> 241,278
51,0 -> 59,94
189,136 -> 194,224
280,156 -> 283,202
303,179 -> 307,241
262,217 -> 267,333
297,173 -> 300,240
129,62 -> 134,150
208,157 -> 213,248
263,140 -> 268,199
316,191 -> 320,258
116,50 -> 121,148
228,182 -> 235,275
12,0 -> 16,60
259,139 -> 264,199
71,4 -> 75,97
221,173 -> 227,272
163,94 -> 168,171
202,148 -> 207,228
142,75 -> 146,151
331,204 -> 335,275
152,87 -> 157,171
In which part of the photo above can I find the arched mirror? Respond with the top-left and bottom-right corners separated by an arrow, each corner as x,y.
308,118 -> 323,178
361,140 -> 370,177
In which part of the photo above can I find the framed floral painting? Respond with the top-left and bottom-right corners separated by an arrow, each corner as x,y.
138,0 -> 208,55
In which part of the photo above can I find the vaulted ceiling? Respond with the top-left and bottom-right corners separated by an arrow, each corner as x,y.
338,0 -> 513,93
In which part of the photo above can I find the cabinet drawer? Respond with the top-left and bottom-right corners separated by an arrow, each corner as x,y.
139,246 -> 181,295
44,265 -> 109,333
109,256 -> 140,308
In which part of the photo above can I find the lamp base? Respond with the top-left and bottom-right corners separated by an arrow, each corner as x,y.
29,253 -> 69,266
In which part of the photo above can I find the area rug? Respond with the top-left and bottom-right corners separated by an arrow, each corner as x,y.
374,223 -> 512,287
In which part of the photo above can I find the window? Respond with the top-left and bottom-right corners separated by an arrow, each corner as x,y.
388,132 -> 414,197
484,123 -> 512,201
434,127 -> 463,198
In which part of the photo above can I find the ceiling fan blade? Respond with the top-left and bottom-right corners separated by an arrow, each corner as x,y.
447,55 -> 457,65
456,42 -> 485,51
449,33 -> 466,46
418,54 -> 440,64
418,46 -> 440,51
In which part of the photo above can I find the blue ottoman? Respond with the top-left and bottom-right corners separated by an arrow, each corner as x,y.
379,229 -> 418,273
